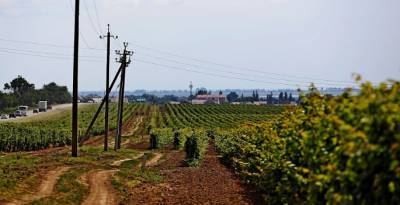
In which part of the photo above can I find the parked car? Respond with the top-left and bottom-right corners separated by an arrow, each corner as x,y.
14,110 -> 22,117
33,109 -> 39,114
1,114 -> 7,119
9,113 -> 16,118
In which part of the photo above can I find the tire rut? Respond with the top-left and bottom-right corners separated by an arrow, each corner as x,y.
5,166 -> 70,205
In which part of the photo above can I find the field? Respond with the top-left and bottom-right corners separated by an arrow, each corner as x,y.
0,81 -> 399,205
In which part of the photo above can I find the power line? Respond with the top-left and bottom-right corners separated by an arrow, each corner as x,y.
67,0 -> 101,49
0,37 -> 104,51
130,42 -> 362,84
0,46 -> 103,59
81,0 -> 102,35
0,45 -> 362,87
0,49 -> 103,63
135,52 -> 358,87
135,59 -> 336,88
91,0 -> 104,34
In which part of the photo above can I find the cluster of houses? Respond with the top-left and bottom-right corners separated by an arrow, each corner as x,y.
83,92 -> 297,106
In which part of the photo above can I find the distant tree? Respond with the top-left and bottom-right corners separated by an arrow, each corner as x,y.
279,92 -> 284,103
219,90 -> 223,95
289,93 -> 293,102
39,82 -> 71,104
255,90 -> 259,101
227,92 -> 239,102
196,88 -> 208,96
4,75 -> 35,97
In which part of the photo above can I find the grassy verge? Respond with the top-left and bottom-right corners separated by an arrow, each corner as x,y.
29,167 -> 90,205
112,154 -> 164,203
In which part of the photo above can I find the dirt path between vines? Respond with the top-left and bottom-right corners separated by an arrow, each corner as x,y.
6,166 -> 70,205
146,152 -> 163,167
126,145 -> 264,205
82,170 -> 118,205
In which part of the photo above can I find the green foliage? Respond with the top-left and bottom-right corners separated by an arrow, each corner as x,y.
173,128 -> 193,150
215,81 -> 400,204
0,104 -> 138,152
185,129 -> 208,167
149,128 -> 174,149
159,104 -> 284,129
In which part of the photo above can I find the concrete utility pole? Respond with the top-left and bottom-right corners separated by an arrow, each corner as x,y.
72,0 -> 80,157
100,24 -> 118,151
115,42 -> 133,150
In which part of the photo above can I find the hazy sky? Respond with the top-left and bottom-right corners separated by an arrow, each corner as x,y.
0,0 -> 399,91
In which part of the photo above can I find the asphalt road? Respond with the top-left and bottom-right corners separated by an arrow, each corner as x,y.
1,104 -> 73,122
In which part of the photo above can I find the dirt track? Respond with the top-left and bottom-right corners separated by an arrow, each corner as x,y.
6,166 -> 70,205
82,170 -> 118,205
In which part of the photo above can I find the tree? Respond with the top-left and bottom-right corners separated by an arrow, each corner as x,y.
196,88 -> 208,96
227,92 -> 239,102
289,93 -> 293,102
219,90 -> 223,95
4,75 -> 35,97
255,90 -> 259,101
279,92 -> 284,103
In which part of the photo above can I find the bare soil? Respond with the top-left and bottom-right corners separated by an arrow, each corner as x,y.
82,170 -> 119,205
125,145 -> 264,205
5,166 -> 70,205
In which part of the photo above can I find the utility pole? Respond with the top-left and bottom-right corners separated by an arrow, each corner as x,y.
72,0 -> 80,157
100,24 -> 118,151
189,81 -> 193,104
115,42 -> 133,150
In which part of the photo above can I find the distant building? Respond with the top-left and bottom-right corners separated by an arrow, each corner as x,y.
169,101 -> 181,105
193,94 -> 227,104
253,101 -> 267,105
92,97 -> 103,103
111,97 -> 129,103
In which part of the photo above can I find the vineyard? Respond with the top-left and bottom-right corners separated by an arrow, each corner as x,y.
0,103 -> 144,152
212,81 -> 400,204
150,104 -> 284,129
143,80 -> 400,204
0,81 -> 399,204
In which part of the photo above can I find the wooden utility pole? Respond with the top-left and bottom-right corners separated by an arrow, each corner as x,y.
115,42 -> 133,150
72,0 -> 80,157
100,24 -> 118,151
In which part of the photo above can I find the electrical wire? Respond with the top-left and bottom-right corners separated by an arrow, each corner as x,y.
81,0 -> 102,36
67,0 -> 102,50
0,45 -> 366,87
0,49 -> 103,63
134,59 -> 337,88
130,42 -> 363,84
135,52 -> 358,87
91,0 -> 104,34
0,46 -> 103,59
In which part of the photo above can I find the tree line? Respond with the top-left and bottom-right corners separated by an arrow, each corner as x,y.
0,75 -> 71,112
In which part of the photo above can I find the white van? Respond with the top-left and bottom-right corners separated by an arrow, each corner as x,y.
18,106 -> 28,116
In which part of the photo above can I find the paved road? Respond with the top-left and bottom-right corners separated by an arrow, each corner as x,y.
1,104 -> 73,122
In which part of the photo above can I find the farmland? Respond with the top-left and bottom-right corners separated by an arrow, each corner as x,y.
0,103 -> 141,152
0,80 -> 399,205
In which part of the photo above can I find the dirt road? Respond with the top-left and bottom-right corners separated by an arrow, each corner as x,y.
6,167 -> 70,205
82,170 -> 118,205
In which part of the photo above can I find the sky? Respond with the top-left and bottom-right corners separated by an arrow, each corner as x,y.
0,0 -> 399,91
